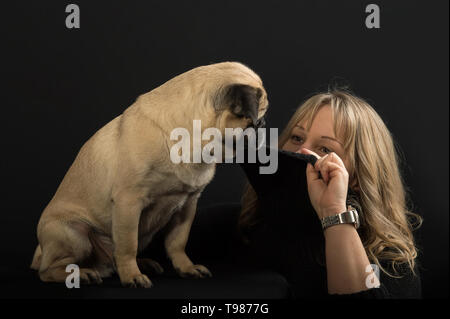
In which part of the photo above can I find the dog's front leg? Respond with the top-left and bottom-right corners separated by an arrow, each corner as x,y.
164,193 -> 212,278
112,193 -> 152,288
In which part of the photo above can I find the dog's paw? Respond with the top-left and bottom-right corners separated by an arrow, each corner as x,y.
137,258 -> 164,275
122,274 -> 153,288
80,268 -> 103,285
176,264 -> 212,279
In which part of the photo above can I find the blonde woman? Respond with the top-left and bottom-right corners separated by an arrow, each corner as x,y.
237,89 -> 422,298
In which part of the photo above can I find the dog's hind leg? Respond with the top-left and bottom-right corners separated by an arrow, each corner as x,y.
30,245 -> 42,270
37,220 -> 103,284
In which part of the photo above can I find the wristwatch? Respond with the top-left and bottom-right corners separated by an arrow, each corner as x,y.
320,206 -> 360,230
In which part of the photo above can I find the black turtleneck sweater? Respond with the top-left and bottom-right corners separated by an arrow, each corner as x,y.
225,146 -> 422,298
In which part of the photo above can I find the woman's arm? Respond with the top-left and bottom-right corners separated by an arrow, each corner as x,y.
299,148 -> 380,294
324,223 -> 378,294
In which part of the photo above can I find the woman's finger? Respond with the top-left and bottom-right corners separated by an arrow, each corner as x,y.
316,153 -> 348,183
320,161 -> 343,184
305,161 -> 321,182
299,148 -> 329,173
298,147 -> 320,160
326,152 -> 346,169
298,148 -> 321,182
328,161 -> 349,180
315,153 -> 329,171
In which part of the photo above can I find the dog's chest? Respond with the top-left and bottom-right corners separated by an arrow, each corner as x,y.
136,164 -> 215,244
138,193 -> 189,241
174,164 -> 216,191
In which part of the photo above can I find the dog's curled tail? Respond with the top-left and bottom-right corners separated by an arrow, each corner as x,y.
30,245 -> 42,270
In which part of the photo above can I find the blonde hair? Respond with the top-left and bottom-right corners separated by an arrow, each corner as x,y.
238,90 -> 422,277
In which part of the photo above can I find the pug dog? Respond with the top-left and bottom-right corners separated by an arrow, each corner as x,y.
30,62 -> 269,288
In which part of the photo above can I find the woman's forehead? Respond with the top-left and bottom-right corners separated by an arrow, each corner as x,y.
296,105 -> 336,135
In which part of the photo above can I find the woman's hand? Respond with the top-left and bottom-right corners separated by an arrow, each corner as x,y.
296,149 -> 378,294
298,148 -> 349,219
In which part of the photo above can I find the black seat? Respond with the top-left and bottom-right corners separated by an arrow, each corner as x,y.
0,203 -> 291,299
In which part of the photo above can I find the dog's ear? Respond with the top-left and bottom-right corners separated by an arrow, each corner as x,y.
223,84 -> 263,126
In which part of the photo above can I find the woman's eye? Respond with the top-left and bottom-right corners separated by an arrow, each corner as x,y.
320,147 -> 332,154
291,135 -> 303,144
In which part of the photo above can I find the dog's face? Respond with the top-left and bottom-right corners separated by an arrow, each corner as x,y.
220,83 -> 268,130
212,82 -> 268,135
178,62 -> 268,160
203,82 -> 268,160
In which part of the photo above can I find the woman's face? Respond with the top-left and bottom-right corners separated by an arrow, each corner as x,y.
282,105 -> 351,173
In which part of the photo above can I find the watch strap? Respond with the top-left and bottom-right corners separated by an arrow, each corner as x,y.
321,208 -> 360,230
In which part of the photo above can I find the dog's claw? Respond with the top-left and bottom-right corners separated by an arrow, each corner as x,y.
123,274 -> 153,288
177,264 -> 212,279
80,268 -> 103,285
137,258 -> 164,275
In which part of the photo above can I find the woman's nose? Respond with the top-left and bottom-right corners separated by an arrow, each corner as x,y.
302,142 -> 312,150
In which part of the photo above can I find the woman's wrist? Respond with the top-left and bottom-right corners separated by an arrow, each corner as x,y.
320,205 -> 347,219
323,222 -> 357,238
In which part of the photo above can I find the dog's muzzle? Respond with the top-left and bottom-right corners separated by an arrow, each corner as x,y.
254,116 -> 266,128
247,115 -> 266,129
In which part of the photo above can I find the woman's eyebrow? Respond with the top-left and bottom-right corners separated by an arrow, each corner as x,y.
295,125 -> 343,146
321,136 -> 343,146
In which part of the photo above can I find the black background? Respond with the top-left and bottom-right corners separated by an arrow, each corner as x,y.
1,1 -> 448,298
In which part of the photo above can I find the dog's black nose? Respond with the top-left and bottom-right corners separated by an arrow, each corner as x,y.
254,116 -> 266,128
